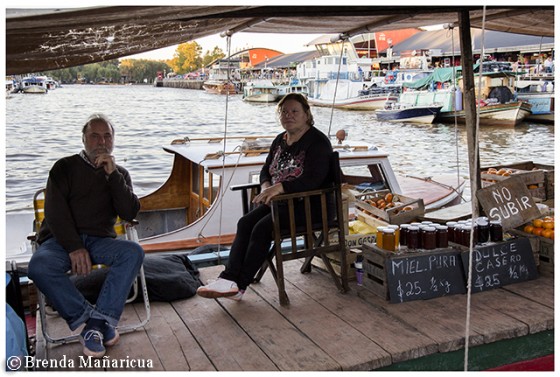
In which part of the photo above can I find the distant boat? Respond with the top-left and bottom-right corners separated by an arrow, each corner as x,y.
20,76 -> 48,94
277,77 -> 308,98
203,80 -> 238,95
307,80 -> 399,110
403,64 -> 533,126
242,80 -> 280,103
203,57 -> 240,95
516,77 -> 554,124
376,102 -> 442,124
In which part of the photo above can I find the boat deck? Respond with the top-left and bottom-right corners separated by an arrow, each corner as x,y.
35,261 -> 554,371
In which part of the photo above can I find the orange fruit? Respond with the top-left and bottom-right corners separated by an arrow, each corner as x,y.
532,227 -> 544,236
543,220 -> 554,230
523,224 -> 534,233
533,219 -> 544,228
541,229 -> 554,239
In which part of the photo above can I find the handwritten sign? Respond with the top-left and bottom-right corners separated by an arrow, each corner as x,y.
476,175 -> 541,231
385,249 -> 466,303
461,238 -> 538,293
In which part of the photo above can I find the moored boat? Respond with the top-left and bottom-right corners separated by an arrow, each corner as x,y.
375,102 -> 443,124
277,77 -> 309,98
403,65 -> 533,126
20,76 -> 48,94
308,80 -> 399,110
242,80 -> 281,103
202,80 -> 238,95
516,78 -> 554,123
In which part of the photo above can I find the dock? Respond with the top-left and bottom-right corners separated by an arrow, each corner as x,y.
34,260 -> 554,371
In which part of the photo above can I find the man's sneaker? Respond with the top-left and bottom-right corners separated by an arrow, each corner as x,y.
103,324 -> 120,347
226,289 -> 245,301
80,328 -> 106,358
197,278 -> 239,298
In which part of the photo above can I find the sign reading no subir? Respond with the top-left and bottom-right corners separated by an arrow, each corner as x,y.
476,175 -> 541,231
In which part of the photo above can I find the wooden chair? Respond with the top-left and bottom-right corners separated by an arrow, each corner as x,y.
28,189 -> 151,344
231,151 -> 349,305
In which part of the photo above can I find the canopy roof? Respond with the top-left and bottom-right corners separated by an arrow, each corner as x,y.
393,28 -> 555,56
6,5 -> 554,75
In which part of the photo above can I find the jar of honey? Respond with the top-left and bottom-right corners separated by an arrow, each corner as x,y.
383,228 -> 396,252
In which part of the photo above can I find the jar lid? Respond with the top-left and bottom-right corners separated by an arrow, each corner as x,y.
446,221 -> 457,226
384,228 -> 395,234
408,226 -> 420,231
436,225 -> 448,230
425,226 -> 436,231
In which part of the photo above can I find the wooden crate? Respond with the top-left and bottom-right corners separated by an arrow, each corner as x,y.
539,237 -> 554,273
311,248 -> 361,281
481,161 -> 552,200
354,192 -> 425,225
360,243 -> 390,299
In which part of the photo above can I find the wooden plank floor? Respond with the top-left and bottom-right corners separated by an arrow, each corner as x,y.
35,261 -> 554,371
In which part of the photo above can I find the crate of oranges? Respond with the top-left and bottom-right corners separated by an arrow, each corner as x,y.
516,216 -> 555,272
480,164 -> 547,200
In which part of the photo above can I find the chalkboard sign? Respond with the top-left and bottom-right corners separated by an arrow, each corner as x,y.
385,249 -> 467,303
461,238 -> 538,293
476,175 -> 541,231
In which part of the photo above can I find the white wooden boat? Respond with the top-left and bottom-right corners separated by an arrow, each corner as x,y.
516,78 -> 554,124
242,80 -> 280,103
135,135 -> 464,253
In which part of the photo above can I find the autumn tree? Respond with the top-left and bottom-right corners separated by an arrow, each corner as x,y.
167,41 -> 203,74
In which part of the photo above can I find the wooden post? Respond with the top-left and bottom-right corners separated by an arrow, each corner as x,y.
458,10 -> 481,217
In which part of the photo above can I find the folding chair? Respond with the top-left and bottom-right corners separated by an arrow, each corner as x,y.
232,151 -> 349,305
28,189 -> 150,344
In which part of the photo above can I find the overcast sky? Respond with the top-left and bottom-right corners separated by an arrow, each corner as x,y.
127,32 -> 325,60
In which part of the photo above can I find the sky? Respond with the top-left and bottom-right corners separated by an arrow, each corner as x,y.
126,32 -> 326,61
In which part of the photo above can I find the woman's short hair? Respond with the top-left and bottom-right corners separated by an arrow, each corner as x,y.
277,93 -> 314,127
82,113 -> 115,135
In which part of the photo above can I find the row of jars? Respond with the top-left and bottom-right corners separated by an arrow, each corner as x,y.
375,218 -> 503,252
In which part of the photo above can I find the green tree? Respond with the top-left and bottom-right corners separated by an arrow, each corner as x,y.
202,46 -> 226,67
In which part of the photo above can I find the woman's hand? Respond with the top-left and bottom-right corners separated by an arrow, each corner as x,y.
252,183 -> 284,205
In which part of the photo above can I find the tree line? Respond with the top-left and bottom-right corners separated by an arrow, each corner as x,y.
43,42 -> 225,84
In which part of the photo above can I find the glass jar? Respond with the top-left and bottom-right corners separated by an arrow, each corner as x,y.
476,218 -> 489,244
489,220 -> 503,242
453,224 -> 464,245
383,229 -> 396,252
376,226 -> 386,249
387,225 -> 400,250
407,226 -> 420,251
399,224 -> 410,247
436,225 -> 449,248
461,225 -> 472,246
422,226 -> 437,250
445,221 -> 457,242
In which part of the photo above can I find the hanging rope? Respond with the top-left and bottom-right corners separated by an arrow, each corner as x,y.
463,5 -> 486,372
327,39 -> 347,138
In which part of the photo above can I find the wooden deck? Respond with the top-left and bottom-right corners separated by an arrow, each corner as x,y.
35,261 -> 554,371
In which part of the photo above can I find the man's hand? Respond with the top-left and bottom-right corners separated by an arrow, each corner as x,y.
94,153 -> 116,175
69,248 -> 92,275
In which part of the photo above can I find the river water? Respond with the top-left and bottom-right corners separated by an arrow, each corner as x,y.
5,84 -> 555,213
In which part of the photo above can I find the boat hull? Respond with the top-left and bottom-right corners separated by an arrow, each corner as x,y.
517,92 -> 554,124
22,85 -> 47,94
436,101 -> 532,126
376,105 -> 442,124
242,93 -> 280,103
308,94 -> 398,110
203,81 -> 237,95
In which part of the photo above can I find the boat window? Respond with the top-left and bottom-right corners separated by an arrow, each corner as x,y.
340,164 -> 388,192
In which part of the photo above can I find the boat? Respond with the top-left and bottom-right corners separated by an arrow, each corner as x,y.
133,135 -> 465,253
20,76 -> 48,94
307,80 -> 399,110
515,77 -> 554,123
203,58 -> 240,95
375,101 -> 443,124
242,80 -> 281,103
301,54 -> 399,110
277,77 -> 309,98
403,65 -> 532,126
